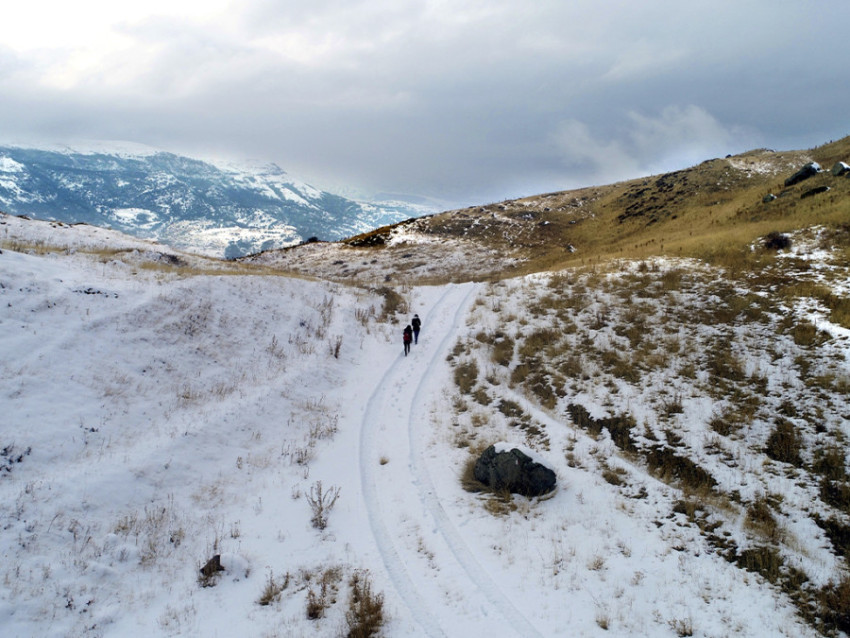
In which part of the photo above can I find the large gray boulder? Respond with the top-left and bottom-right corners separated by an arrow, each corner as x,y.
832,161 -> 850,176
784,162 -> 821,187
473,444 -> 556,497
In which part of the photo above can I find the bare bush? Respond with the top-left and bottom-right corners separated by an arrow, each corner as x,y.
113,499 -> 185,567
354,306 -> 375,328
307,481 -> 341,530
305,566 -> 342,620
267,334 -> 285,359
318,295 -> 335,330
329,335 -> 343,359
668,617 -> 694,637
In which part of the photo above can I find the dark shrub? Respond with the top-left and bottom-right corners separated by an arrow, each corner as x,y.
645,446 -> 717,492
745,498 -> 779,541
454,360 -> 479,394
821,478 -> 850,513
814,447 -> 848,481
736,546 -> 783,584
819,577 -> 850,635
765,418 -> 802,466
813,514 -> 850,562
491,333 -> 515,367
498,399 -> 523,418
566,403 -> 638,452
764,232 -> 791,251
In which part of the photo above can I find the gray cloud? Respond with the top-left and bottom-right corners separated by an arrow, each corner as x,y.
1,1 -> 849,207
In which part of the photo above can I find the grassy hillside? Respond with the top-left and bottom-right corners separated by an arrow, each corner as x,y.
424,136 -> 849,272
396,136 -> 850,634
228,135 -> 850,287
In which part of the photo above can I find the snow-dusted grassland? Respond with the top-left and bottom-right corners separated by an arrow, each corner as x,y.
447,226 -> 850,636
1,214 -> 849,637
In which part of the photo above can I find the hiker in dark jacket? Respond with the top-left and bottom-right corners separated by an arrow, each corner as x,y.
403,325 -> 413,356
411,314 -> 422,344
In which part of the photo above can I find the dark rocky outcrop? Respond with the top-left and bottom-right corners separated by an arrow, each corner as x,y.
784,162 -> 821,187
801,185 -> 830,199
200,554 -> 225,578
473,444 -> 556,496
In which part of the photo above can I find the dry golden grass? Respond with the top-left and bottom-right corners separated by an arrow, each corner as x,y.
744,498 -> 781,542
357,135 -> 850,282
345,570 -> 385,637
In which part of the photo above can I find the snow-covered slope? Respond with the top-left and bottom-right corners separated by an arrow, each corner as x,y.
0,145 -> 433,258
1,216 -> 848,637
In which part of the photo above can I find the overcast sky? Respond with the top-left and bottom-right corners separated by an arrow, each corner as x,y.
1,1 -> 848,207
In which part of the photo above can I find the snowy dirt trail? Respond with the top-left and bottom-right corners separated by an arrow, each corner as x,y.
359,283 -> 544,637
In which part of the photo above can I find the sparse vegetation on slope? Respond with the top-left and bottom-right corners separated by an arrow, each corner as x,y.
446,225 -> 850,634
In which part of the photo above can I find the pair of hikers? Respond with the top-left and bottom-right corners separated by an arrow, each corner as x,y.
403,314 -> 422,356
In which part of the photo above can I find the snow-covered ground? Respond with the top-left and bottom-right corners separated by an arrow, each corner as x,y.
1,216 -> 847,636
240,223 -> 527,285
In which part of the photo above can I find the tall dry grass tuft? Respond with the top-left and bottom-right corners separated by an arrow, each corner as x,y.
345,570 -> 385,638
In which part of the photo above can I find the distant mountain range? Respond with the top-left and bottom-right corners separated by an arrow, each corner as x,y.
0,145 -> 434,258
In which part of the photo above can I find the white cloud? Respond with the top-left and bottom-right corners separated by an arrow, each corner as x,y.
551,119 -> 640,184
0,1 -> 848,204
627,105 -> 759,171
552,105 -> 761,186
0,1 -> 232,53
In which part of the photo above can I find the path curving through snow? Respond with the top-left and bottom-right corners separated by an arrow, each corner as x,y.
359,283 -> 544,637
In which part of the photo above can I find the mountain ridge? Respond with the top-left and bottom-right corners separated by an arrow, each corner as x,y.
229,136 -> 848,285
0,144 -> 434,258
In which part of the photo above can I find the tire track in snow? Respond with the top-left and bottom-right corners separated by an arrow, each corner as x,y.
360,283 -> 543,637
407,286 -> 545,638
359,285 -> 458,638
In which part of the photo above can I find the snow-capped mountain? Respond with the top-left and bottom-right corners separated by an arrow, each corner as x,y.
0,145 -> 433,258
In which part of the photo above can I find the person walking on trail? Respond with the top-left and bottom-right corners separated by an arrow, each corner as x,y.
403,324 -> 413,356
411,314 -> 422,344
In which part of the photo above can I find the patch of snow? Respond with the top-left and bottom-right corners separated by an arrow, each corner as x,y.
0,178 -> 26,199
0,156 -> 26,172
279,187 -> 313,207
110,207 -> 161,229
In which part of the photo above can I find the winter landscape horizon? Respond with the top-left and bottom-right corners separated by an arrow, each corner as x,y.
3,3 -> 850,635
2,130 -> 850,636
